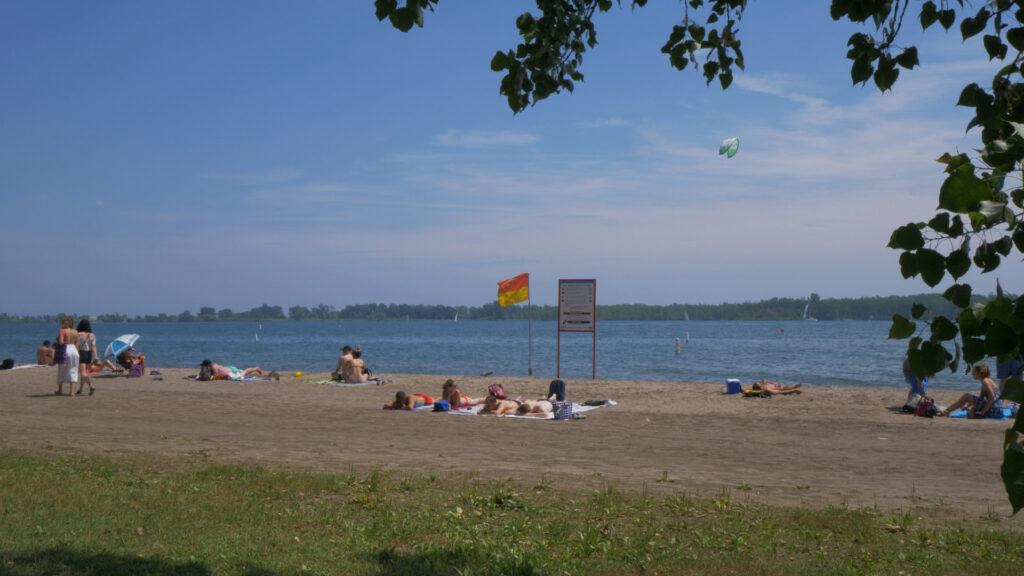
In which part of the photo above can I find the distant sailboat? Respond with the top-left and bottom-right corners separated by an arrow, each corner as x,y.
255,332 -> 259,342
454,311 -> 459,322
684,309 -> 690,321
803,303 -> 818,322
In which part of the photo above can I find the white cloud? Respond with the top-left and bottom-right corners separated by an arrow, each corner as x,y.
434,129 -> 537,148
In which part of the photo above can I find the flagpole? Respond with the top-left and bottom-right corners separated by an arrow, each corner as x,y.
527,295 -> 533,376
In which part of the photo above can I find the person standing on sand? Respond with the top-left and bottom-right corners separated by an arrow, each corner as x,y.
54,317 -> 79,396
75,319 -> 97,396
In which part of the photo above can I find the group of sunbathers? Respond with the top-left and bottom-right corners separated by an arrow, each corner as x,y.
383,378 -> 568,417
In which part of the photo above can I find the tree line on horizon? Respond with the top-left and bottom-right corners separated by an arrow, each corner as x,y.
0,293 -> 996,324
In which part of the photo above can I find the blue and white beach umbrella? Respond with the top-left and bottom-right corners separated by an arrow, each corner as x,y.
103,334 -> 140,361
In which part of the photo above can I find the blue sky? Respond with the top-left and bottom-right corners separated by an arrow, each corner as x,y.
2,1 -> 1019,316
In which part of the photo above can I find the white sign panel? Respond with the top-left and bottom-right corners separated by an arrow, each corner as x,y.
558,279 -> 596,333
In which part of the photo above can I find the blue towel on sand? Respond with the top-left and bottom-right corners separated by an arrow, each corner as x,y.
949,408 -> 1013,420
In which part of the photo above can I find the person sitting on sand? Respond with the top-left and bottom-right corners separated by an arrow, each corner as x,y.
342,349 -> 370,383
515,398 -> 554,417
479,395 -> 521,416
440,379 -> 485,408
37,340 -> 53,365
938,363 -> 1003,418
199,359 -> 278,381
117,349 -> 147,374
752,379 -> 803,396
331,345 -> 354,381
382,390 -> 434,410
902,358 -> 928,404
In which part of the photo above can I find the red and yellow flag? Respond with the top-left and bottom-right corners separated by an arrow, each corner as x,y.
497,273 -> 529,307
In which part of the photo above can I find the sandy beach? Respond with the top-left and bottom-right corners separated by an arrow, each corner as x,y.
0,366 -> 1018,523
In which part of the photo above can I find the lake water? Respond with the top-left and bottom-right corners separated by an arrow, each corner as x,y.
0,320 -> 982,391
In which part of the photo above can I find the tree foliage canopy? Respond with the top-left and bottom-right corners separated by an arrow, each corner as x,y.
376,0 -> 1024,513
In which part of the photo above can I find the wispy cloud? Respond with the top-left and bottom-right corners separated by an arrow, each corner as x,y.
200,170 -> 302,186
434,129 -> 537,148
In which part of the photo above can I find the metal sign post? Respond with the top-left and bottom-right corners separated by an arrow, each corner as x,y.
556,278 -> 597,379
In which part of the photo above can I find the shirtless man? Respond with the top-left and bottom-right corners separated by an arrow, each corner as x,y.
479,395 -> 521,416
36,340 -> 53,365
382,390 -> 434,410
332,346 -> 353,381
752,379 -> 803,395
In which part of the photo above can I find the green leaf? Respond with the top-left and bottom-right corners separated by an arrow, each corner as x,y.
943,283 -> 973,308
888,224 -> 925,250
490,51 -> 512,72
984,297 -> 1014,324
984,35 -> 1007,60
958,307 -> 984,337
1002,377 -> 1024,404
957,83 -> 982,107
899,251 -> 919,279
945,250 -> 971,279
930,316 -> 959,341
927,212 -> 950,234
851,54 -> 874,85
374,0 -> 397,22
873,57 -> 899,91
939,166 -> 992,213
895,46 -> 919,69
1007,27 -> 1024,52
889,314 -> 916,339
912,303 -> 928,320
1001,442 -> 1024,515
916,249 -> 946,287
973,243 -> 1002,272
963,336 -> 987,363
719,71 -> 733,90
920,1 -> 939,29
939,9 -> 956,31
919,340 -> 952,375
985,322 -> 1018,356
960,9 -> 990,40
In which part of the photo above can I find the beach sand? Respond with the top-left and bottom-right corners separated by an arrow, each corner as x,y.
0,366 -> 1018,522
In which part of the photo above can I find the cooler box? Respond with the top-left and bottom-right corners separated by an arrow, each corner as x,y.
726,379 -> 742,394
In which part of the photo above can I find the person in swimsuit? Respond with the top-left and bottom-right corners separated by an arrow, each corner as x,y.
939,363 -> 1004,418
440,379 -> 485,408
382,390 -> 434,409
199,360 -> 277,381
751,379 -> 803,396
117,349 -> 147,374
75,319 -> 97,395
515,398 -> 554,417
479,395 -> 520,416
36,340 -> 53,365
55,316 -> 80,396
332,346 -> 353,381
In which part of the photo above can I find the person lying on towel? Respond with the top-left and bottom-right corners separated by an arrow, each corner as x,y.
515,398 -> 554,417
479,395 -> 520,416
751,379 -> 803,396
383,390 -> 434,410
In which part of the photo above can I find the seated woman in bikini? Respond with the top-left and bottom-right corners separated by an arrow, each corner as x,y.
440,379 -> 485,408
478,395 -> 521,416
752,379 -> 803,395
382,390 -> 434,410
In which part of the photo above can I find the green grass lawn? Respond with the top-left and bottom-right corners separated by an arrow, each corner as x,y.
0,450 -> 1021,575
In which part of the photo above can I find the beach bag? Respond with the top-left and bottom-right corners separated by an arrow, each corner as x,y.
914,396 -> 936,418
552,401 -> 573,420
488,383 -> 507,399
53,343 -> 66,365
903,393 -> 924,414
128,363 -> 144,378
433,400 -> 450,412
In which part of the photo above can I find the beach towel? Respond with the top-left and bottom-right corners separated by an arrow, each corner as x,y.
309,378 -> 392,387
449,400 -> 617,419
381,404 -> 433,411
948,408 -> 1013,420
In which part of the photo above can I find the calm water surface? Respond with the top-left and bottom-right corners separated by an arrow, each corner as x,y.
0,320 -> 982,390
